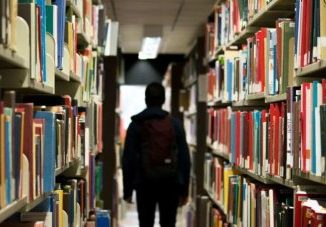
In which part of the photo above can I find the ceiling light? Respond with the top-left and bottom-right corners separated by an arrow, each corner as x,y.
138,37 -> 161,60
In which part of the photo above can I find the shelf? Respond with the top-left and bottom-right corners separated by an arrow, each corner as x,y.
247,0 -> 295,28
207,99 -> 231,107
265,93 -> 287,103
206,190 -> 227,217
22,192 -> 52,212
233,166 -> 273,184
55,158 -> 81,176
0,44 -> 28,69
294,171 -> 326,186
266,174 -> 296,189
55,69 -> 70,81
232,99 -> 266,107
296,60 -> 326,77
70,72 -> 82,83
66,0 -> 82,18
246,93 -> 266,101
227,26 -> 259,46
0,197 -> 27,223
212,149 -> 229,161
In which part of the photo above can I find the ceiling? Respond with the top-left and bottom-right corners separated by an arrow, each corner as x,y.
104,0 -> 215,55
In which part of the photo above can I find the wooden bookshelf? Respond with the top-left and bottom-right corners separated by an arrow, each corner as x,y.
232,99 -> 266,107
0,197 -> 27,223
206,190 -> 227,217
55,69 -> 70,81
246,93 -> 266,101
227,26 -> 259,46
55,158 -> 81,176
295,60 -> 326,77
233,166 -> 273,184
207,99 -> 231,107
29,80 -> 54,94
266,174 -> 296,189
22,192 -> 52,212
70,72 -> 82,83
247,0 -> 295,27
265,93 -> 287,103
66,0 -> 82,18
294,171 -> 326,185
0,44 -> 28,69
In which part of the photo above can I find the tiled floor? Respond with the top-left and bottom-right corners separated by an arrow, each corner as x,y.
119,202 -> 186,227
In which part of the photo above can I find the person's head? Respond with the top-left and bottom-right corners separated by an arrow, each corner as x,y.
145,82 -> 165,107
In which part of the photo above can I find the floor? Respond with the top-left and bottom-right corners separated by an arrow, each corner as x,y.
119,202 -> 187,227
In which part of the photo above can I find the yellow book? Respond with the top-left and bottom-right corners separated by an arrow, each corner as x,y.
9,0 -> 18,51
320,0 -> 326,59
223,165 -> 234,211
55,189 -> 63,227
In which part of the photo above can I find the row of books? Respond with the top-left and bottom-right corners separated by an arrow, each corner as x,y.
207,80 -> 326,180
294,0 -> 326,68
0,175 -> 99,227
207,19 -> 296,102
204,155 -> 326,226
206,0 -> 248,56
207,0 -> 283,57
0,92 -> 103,207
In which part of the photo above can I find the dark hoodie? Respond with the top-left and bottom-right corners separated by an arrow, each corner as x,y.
122,107 -> 191,200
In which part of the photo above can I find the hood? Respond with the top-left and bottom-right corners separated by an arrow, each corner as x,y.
131,107 -> 169,121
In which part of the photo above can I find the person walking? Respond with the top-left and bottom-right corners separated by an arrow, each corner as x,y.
122,82 -> 191,227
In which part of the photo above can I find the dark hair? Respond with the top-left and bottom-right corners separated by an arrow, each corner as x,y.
145,82 -> 165,107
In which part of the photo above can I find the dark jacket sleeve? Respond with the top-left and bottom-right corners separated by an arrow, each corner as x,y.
122,122 -> 138,200
173,118 -> 191,197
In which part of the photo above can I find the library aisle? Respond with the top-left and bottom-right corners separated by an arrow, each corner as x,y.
1,0 -> 326,226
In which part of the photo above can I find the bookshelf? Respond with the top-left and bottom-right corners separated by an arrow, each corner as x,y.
196,0 -> 326,225
55,68 -> 70,81
0,44 -> 28,69
0,0 -> 113,225
0,197 -> 28,223
296,59 -> 326,77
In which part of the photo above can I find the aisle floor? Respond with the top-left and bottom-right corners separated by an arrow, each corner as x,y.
119,202 -> 186,227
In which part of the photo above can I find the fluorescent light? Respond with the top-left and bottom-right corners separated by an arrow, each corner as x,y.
138,37 -> 161,60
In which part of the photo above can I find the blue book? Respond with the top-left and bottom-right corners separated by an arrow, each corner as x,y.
13,113 -> 22,200
96,210 -> 111,227
294,0 -> 300,57
52,0 -> 66,69
255,111 -> 261,174
312,81 -> 318,174
227,60 -> 233,102
4,108 -> 12,204
34,111 -> 56,193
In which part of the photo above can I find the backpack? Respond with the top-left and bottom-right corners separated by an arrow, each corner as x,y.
139,116 -> 178,180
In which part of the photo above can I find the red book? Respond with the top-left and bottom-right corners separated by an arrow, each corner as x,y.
274,104 -> 280,176
301,82 -> 310,173
322,79 -> 326,104
16,103 -> 34,200
301,0 -> 307,67
235,111 -> 240,166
